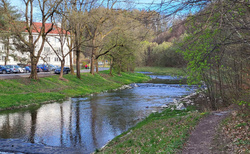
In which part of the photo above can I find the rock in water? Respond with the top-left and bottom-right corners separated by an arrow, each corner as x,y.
161,104 -> 168,108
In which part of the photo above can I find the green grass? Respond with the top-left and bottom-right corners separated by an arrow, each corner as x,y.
0,70 -> 150,109
135,67 -> 187,76
98,107 -> 204,153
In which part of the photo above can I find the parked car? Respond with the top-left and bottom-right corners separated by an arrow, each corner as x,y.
16,65 -> 24,73
5,65 -> 20,73
0,65 -> 11,74
47,64 -> 59,71
25,66 -> 41,73
54,67 -> 70,74
17,64 -> 27,72
37,64 -> 49,72
25,66 -> 31,73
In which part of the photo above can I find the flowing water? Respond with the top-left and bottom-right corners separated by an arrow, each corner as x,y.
0,74 -> 197,153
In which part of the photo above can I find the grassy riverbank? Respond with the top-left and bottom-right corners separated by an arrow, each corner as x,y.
96,67 -> 203,153
98,108 -> 205,153
135,67 -> 186,76
0,70 -> 150,110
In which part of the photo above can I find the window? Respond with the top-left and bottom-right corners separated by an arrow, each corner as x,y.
44,47 -> 50,53
46,37 -> 51,42
44,57 -> 50,62
55,47 -> 61,53
54,57 -> 60,62
55,37 -> 59,43
33,35 -> 37,42
0,45 -> 5,51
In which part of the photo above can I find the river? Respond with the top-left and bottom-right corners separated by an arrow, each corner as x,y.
0,73 -> 197,153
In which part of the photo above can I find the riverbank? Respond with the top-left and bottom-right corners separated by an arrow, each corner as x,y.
135,67 -> 186,76
98,67 -> 249,153
0,70 -> 150,110
97,107 -> 206,153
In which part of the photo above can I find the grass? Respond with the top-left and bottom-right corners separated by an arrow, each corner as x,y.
98,107 -> 204,153
0,70 -> 150,110
135,67 -> 187,76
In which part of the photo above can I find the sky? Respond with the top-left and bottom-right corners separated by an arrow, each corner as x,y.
10,0 -> 163,11
9,0 -> 184,22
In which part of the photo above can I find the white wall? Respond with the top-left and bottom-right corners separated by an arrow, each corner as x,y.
0,33 -> 73,67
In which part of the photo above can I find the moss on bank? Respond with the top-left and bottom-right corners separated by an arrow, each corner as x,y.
0,70 -> 150,110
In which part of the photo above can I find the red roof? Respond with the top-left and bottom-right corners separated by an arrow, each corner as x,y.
28,22 -> 70,35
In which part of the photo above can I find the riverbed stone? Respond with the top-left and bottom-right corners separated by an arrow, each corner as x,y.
161,104 -> 168,108
176,103 -> 186,110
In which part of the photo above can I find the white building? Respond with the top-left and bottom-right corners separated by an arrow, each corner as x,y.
0,22 -> 73,67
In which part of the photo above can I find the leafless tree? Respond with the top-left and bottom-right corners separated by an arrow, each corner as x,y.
1,0 -> 63,79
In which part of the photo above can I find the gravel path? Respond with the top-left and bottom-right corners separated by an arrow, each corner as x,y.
182,111 -> 230,154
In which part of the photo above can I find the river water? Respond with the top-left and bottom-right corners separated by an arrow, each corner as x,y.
0,74 -> 197,153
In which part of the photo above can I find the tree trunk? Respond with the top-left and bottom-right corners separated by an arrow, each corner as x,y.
95,59 -> 98,73
69,50 -> 75,75
4,37 -> 10,65
76,49 -> 81,79
109,59 -> 113,76
59,59 -> 65,79
90,54 -> 95,75
29,54 -> 38,80
118,61 -> 121,75
90,38 -> 96,75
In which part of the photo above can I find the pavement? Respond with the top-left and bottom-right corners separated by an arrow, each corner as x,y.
0,68 -> 109,80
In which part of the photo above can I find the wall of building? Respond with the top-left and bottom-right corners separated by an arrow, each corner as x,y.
0,33 -> 73,67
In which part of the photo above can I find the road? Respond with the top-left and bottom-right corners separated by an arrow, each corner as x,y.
0,67 -> 109,80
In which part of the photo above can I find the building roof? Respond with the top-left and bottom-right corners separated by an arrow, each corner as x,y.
28,22 -> 70,35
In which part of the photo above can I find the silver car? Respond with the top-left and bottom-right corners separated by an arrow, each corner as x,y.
6,65 -> 20,73
16,65 -> 24,73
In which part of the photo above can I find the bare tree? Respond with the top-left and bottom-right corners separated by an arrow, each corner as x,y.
46,16 -> 73,79
2,0 -> 63,79
65,0 -> 98,79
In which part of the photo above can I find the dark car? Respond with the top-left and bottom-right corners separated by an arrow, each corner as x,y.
37,64 -> 49,72
25,66 -> 41,73
0,65 -> 11,74
54,67 -> 70,74
47,64 -> 59,71
25,66 -> 31,73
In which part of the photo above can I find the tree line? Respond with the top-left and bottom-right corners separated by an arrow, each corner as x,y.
0,0 -> 164,79
148,0 -> 249,109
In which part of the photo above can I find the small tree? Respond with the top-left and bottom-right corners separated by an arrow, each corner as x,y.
0,0 -> 21,65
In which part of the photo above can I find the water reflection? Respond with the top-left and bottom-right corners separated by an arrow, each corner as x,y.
0,78 -> 197,153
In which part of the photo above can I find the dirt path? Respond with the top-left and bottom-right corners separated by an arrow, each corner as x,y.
182,111 -> 231,154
